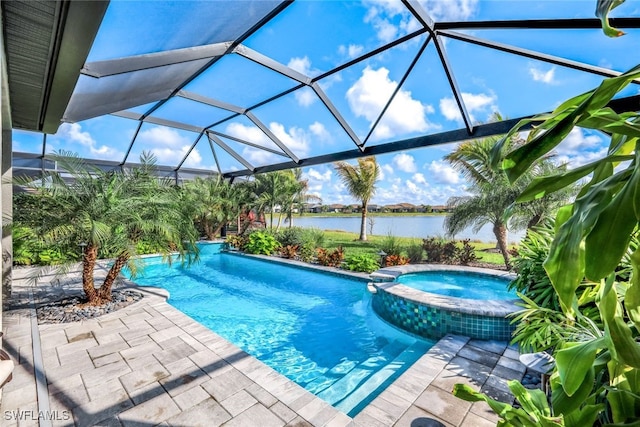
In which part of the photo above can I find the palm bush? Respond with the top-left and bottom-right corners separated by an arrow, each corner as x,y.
16,151 -> 198,305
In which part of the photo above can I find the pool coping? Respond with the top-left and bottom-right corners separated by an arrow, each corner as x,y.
370,264 -> 520,317
2,255 -> 524,426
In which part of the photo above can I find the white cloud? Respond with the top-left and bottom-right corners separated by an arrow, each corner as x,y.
412,172 -> 428,185
56,123 -> 124,159
294,87 -> 317,107
269,122 -> 311,157
392,153 -> 417,173
382,164 -> 394,175
309,121 -> 332,142
287,56 -> 313,76
427,160 -> 460,184
347,66 -> 437,140
554,127 -> 602,154
417,0 -> 479,21
338,44 -> 365,59
529,66 -> 556,84
307,168 -> 332,182
363,0 -> 411,43
137,126 -> 198,166
439,92 -> 498,124
552,128 -> 605,168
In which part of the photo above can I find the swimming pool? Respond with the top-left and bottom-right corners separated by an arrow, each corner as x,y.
397,271 -> 516,300
130,244 -> 434,416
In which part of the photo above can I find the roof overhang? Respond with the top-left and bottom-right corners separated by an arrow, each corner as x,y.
2,0 -> 108,133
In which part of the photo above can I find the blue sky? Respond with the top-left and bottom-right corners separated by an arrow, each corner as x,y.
12,0 -> 640,206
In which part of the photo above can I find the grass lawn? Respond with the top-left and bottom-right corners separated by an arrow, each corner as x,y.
320,230 -> 513,267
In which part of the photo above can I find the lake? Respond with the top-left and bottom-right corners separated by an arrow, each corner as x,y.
287,215 -> 524,243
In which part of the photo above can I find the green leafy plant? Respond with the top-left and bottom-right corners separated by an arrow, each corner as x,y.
298,241 -> 316,263
244,231 -> 280,255
225,234 -> 247,250
406,241 -> 424,263
454,2 -> 640,422
344,254 -> 379,273
276,227 -> 306,248
379,233 -> 403,257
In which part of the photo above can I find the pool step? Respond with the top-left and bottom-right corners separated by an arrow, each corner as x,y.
315,340 -> 406,405
336,340 -> 432,416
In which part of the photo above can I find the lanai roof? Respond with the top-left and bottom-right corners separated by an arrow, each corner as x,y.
5,1 -> 640,180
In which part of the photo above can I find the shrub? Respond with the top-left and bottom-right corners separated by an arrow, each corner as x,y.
226,234 -> 247,250
279,244 -> 299,259
345,254 -> 379,273
316,246 -> 344,267
384,254 -> 410,266
302,228 -> 325,248
406,242 -> 424,263
244,231 -> 280,255
298,241 -> 316,263
423,237 -> 451,263
379,233 -> 403,257
276,227 -> 306,248
456,239 -> 478,265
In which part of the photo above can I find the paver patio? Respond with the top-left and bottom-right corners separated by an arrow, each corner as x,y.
0,264 -> 526,426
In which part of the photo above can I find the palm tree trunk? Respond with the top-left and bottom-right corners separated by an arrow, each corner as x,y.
360,202 -> 368,241
493,222 -> 511,269
82,244 -> 99,303
97,253 -> 130,303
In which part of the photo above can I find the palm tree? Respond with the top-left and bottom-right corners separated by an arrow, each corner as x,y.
444,134 -> 523,268
444,128 -> 574,268
334,156 -> 380,241
20,151 -> 197,305
282,169 -> 321,228
182,176 -> 244,239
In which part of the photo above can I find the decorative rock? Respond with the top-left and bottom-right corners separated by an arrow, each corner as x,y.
36,289 -> 144,324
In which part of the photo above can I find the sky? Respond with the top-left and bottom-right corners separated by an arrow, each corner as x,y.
12,0 -> 640,206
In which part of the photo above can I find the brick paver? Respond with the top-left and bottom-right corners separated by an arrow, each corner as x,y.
1,265 -> 526,426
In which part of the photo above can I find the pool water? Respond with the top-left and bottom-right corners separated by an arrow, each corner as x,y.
130,244 -> 433,416
397,271 -> 516,300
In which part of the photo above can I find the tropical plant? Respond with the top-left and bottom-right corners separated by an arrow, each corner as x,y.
282,169 -> 321,228
444,118 -> 574,268
406,241 -> 424,263
379,233 -> 403,257
384,254 -> 410,267
344,254 -> 379,273
181,176 -> 245,240
455,1 -> 640,423
244,231 -> 280,255
443,128 -> 525,268
16,151 -> 197,305
456,239 -> 478,265
316,246 -> 345,267
252,170 -> 307,231
334,156 -> 380,241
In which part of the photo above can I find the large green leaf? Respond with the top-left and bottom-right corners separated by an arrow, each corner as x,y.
585,165 -> 640,280
453,383 -> 563,426
579,109 -> 640,137
517,155 -> 631,203
555,338 -> 605,396
550,368 -> 596,414
501,65 -> 640,182
596,0 -> 627,37
563,403 -> 605,427
545,170 -> 632,312
599,280 -> 640,368
626,248 -> 640,332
